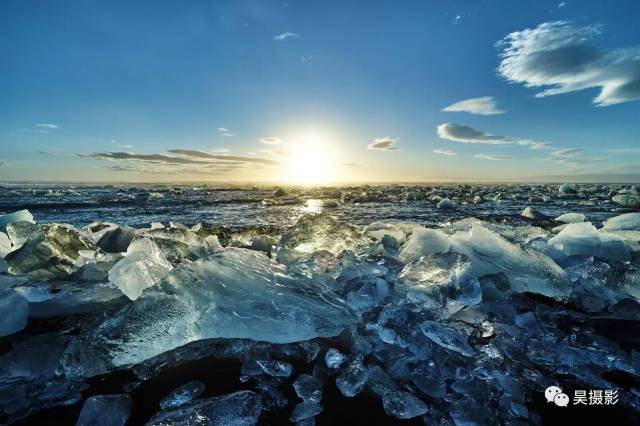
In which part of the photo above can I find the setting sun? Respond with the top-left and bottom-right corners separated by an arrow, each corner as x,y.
286,133 -> 335,184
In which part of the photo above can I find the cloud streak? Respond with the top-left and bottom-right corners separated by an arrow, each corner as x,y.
274,32 -> 299,41
475,154 -> 512,161
367,137 -> 399,151
260,137 -> 283,145
497,21 -> 640,106
442,96 -> 505,115
433,149 -> 457,156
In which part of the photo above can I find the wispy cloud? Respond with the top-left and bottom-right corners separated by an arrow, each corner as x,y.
342,162 -> 363,168
437,123 -> 551,150
475,154 -> 512,161
36,123 -> 59,129
274,32 -> 299,41
558,1 -> 566,7
368,137 -> 399,151
217,127 -> 234,137
497,21 -> 640,106
437,123 -> 513,145
260,136 -> 283,145
538,148 -> 607,166
442,96 -> 505,115
76,149 -> 280,176
433,149 -> 457,156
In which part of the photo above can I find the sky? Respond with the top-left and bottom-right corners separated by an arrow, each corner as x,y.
1,0 -> 639,183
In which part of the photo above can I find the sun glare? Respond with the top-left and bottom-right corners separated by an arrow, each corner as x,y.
286,133 -> 334,185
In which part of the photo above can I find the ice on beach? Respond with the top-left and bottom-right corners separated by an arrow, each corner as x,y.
382,391 -> 428,419
336,357 -> 368,397
76,394 -> 132,426
547,222 -> 629,261
398,228 -> 450,264
256,360 -> 293,377
602,213 -> 640,231
0,210 -> 34,231
293,374 -> 322,403
419,320 -> 474,357
108,239 -> 173,300
396,253 -> 481,318
436,198 -> 456,209
558,183 -> 577,195
147,390 -> 262,426
277,213 -> 362,263
520,207 -> 547,220
290,401 -> 322,423
449,224 -> 570,299
554,212 -> 586,224
140,227 -> 219,263
5,224 -> 94,279
90,223 -> 136,253
325,348 -> 347,369
6,221 -> 39,251
159,380 -> 205,410
0,289 -> 28,337
66,248 -> 356,371
0,232 -> 11,258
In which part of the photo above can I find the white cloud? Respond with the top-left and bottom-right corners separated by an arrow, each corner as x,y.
538,147 -> 607,166
558,1 -> 566,7
437,123 -> 513,145
216,127 -> 235,137
497,21 -> 640,106
368,137 -> 399,151
274,32 -> 299,41
442,96 -> 505,115
36,123 -> 58,129
260,136 -> 283,145
433,149 -> 457,156
475,154 -> 512,161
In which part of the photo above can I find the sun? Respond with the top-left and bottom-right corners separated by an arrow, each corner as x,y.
286,133 -> 335,184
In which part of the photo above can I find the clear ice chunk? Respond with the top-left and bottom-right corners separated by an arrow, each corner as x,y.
0,289 -> 28,337
159,380 -> 205,410
76,394 -> 132,426
419,320 -> 474,357
602,212 -> 640,231
382,390 -> 428,419
108,238 -> 173,300
65,248 -> 356,372
147,390 -> 262,426
398,228 -> 450,264
396,252 -> 481,318
336,357 -> 368,397
290,401 -> 322,423
548,222 -> 629,261
256,359 -> 293,377
277,213 -> 363,263
325,348 -> 347,369
293,374 -> 322,402
554,212 -> 586,223
0,209 -> 34,230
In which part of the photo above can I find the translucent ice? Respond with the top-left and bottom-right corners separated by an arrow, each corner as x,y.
290,401 -> 322,423
602,213 -> 640,231
0,232 -> 11,258
419,320 -> 474,357
147,390 -> 262,426
0,289 -> 28,337
159,380 -> 205,410
554,212 -> 586,223
256,360 -> 293,377
277,213 -> 363,263
76,394 -> 132,426
336,357 -> 368,397
398,228 -> 450,264
396,253 -> 481,318
66,248 -> 356,372
325,348 -> 347,369
547,222 -> 629,261
293,374 -> 322,402
6,221 -> 39,251
449,224 -> 570,299
436,198 -> 456,209
108,239 -> 173,300
5,224 -> 94,279
91,223 -> 136,253
0,209 -> 34,230
382,391 -> 428,419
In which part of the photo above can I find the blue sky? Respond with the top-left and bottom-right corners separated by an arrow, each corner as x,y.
1,0 -> 639,182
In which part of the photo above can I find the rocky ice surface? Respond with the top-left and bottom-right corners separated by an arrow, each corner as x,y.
1,186 -> 640,424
